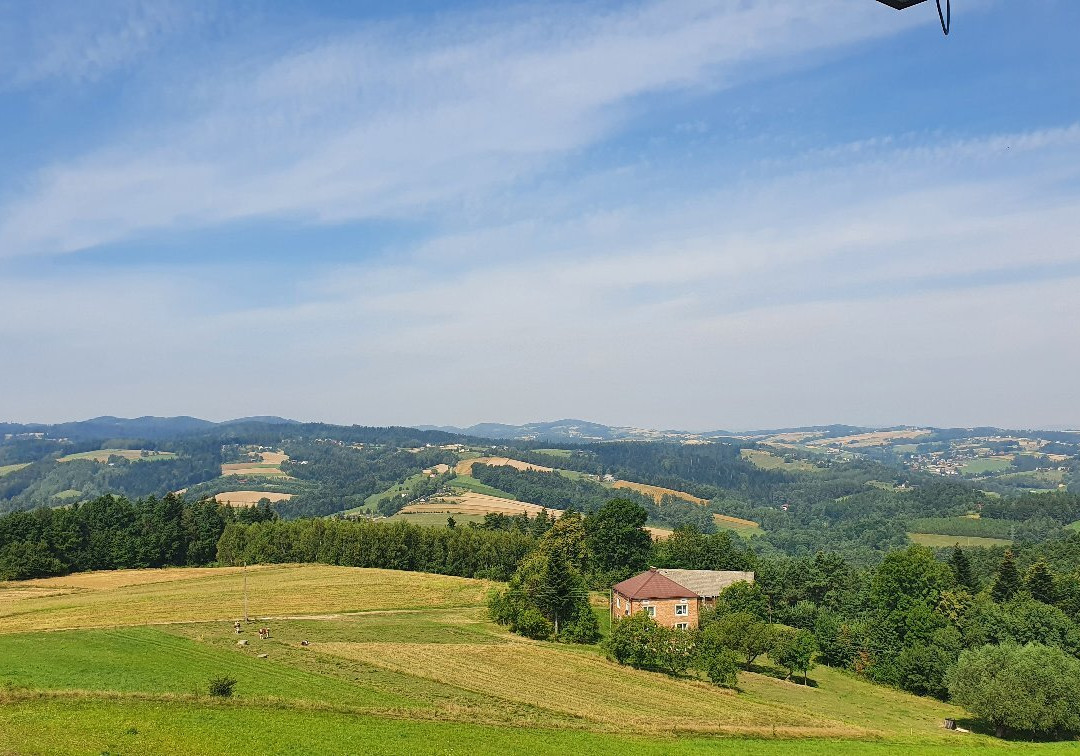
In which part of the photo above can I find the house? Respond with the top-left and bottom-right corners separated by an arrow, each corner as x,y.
610,568 -> 755,630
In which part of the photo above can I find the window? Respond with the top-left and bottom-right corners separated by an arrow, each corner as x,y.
675,603 -> 688,616
616,596 -> 621,608
675,622 -> 689,630
645,606 -> 656,618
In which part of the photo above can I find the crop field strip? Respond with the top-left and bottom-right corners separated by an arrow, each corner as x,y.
0,462 -> 31,476
212,490 -> 294,506
0,565 -> 492,634
400,491 -> 558,518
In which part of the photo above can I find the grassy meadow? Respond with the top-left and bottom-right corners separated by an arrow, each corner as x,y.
0,564 -> 1070,754
0,462 -> 30,477
57,449 -> 177,463
908,533 -> 1012,549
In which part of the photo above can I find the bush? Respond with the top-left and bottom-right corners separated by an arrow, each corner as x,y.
947,641 -> 1080,738
208,676 -> 237,698
513,608 -> 554,640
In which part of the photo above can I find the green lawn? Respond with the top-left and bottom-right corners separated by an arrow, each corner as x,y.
0,462 -> 30,477
533,448 -> 573,458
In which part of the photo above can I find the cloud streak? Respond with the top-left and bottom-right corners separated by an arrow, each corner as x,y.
0,0 -> 926,258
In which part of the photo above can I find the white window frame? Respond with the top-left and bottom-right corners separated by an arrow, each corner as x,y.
675,603 -> 688,616
645,605 -> 656,618
675,622 -> 689,630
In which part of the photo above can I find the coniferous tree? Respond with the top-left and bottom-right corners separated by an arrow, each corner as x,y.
949,544 -> 977,592
991,550 -> 1021,604
1024,561 -> 1056,605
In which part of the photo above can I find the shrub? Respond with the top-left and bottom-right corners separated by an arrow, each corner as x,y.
513,608 -> 554,640
208,676 -> 237,698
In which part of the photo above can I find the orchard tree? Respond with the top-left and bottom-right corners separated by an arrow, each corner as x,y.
948,642 -> 1080,738
772,628 -> 818,684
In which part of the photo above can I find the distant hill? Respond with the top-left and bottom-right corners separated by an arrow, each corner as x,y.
417,418 -> 731,442
0,415 -> 299,441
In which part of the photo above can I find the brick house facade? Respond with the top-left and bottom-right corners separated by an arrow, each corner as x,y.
611,568 -> 755,630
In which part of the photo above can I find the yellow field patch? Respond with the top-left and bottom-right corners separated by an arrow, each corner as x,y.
453,456 -> 555,476
713,513 -> 761,529
212,490 -> 294,507
400,491 -> 559,518
221,450 -> 292,478
644,526 -> 673,540
0,565 -> 492,634
807,429 -> 931,449
317,641 -> 860,736
611,480 -> 707,505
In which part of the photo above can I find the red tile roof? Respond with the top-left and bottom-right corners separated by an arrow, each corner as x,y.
612,569 -> 698,600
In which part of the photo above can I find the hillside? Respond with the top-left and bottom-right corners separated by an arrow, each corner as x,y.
0,564 -> 1030,755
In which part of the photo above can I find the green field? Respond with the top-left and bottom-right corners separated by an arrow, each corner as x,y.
1067,521 -> 1080,533
389,512 -> 488,527
0,565 -> 1070,754
908,533 -> 1011,549
0,462 -> 30,477
58,449 -> 177,463
533,448 -> 573,458
448,475 -> 517,499
740,449 -> 820,474
960,457 -> 1013,475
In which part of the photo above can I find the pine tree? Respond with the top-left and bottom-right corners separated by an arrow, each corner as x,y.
1024,561 -> 1056,604
991,550 -> 1021,603
949,544 -> 976,592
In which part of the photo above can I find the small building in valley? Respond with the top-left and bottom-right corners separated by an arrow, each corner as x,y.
610,568 -> 755,630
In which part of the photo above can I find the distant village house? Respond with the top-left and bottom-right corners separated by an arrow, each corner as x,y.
610,568 -> 755,630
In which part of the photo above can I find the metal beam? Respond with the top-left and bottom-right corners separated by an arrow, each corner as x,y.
874,0 -> 930,9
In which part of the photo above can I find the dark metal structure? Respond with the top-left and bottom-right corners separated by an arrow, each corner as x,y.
874,0 -> 950,36
875,0 -> 929,9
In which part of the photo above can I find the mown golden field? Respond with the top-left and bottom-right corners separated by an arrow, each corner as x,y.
0,565 -> 1066,755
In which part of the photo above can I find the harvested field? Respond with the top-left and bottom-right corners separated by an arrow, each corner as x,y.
807,430 -> 930,449
454,456 -> 555,476
319,641 -> 858,736
611,480 -> 707,505
221,450 -> 292,477
0,564 -> 491,634
644,526 -> 673,540
714,513 -> 761,530
213,490 -> 294,506
400,491 -> 559,518
57,449 -> 176,463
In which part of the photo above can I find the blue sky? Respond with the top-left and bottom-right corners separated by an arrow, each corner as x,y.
1,0 -> 1078,430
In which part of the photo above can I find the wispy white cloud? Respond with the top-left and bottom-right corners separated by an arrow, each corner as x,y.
0,0 -> 928,258
0,0 -> 205,89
